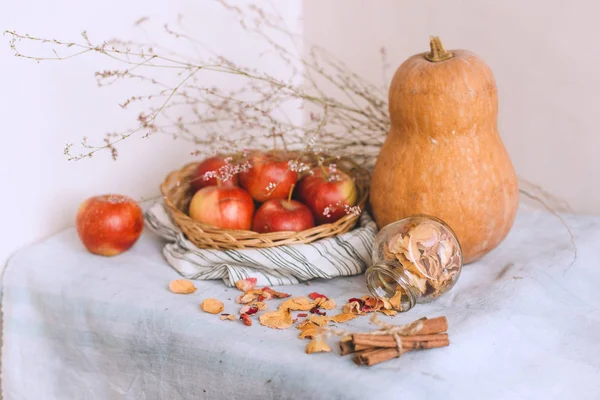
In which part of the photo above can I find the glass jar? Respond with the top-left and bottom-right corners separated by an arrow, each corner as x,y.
366,215 -> 463,312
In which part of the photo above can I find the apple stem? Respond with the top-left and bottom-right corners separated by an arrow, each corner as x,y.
319,163 -> 331,181
287,183 -> 295,205
216,175 -> 222,187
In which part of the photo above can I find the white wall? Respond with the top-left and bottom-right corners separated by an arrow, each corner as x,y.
303,0 -> 599,216
0,0 -> 302,265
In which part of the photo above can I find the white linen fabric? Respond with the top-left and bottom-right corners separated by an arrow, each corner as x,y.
144,202 -> 378,287
1,205 -> 600,400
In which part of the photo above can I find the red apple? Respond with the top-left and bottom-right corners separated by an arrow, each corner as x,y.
295,167 -> 358,225
189,186 -> 254,230
76,194 -> 144,256
239,152 -> 298,202
190,156 -> 239,192
252,196 -> 315,233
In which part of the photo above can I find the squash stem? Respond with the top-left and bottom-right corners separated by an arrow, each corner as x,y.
425,36 -> 453,62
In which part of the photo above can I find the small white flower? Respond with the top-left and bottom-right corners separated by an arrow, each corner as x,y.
265,182 -> 277,192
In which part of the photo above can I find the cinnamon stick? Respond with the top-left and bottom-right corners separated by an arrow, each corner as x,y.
415,316 -> 448,335
354,348 -> 400,366
353,343 -> 378,352
353,338 -> 450,366
339,338 -> 355,355
351,316 -> 448,345
353,337 -> 449,352
352,333 -> 448,348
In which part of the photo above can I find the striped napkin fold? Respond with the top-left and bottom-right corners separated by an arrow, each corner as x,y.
144,202 -> 378,287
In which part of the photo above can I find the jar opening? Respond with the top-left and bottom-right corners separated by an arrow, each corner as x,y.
366,262 -> 419,312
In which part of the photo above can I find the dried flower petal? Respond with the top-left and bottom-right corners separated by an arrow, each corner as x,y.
331,313 -> 358,323
299,325 -> 319,339
296,312 -> 329,337
297,313 -> 308,318
201,298 -> 224,314
343,301 -> 363,315
313,297 -> 336,310
262,287 -> 291,299
306,314 -> 331,326
388,234 -> 411,254
380,297 -> 393,310
235,292 -> 259,304
260,291 -> 273,301
220,314 -> 237,321
310,307 -> 327,316
235,278 -> 257,292
240,301 -> 267,315
240,305 -> 257,315
259,308 -> 293,329
308,292 -> 328,300
253,301 -> 268,311
240,313 -> 252,326
438,239 -> 453,266
168,279 -> 196,294
389,289 -> 402,311
379,309 -> 398,316
361,296 -> 379,309
409,222 -> 439,246
279,297 -> 314,311
296,319 -> 315,330
306,337 -> 331,354
383,221 -> 461,301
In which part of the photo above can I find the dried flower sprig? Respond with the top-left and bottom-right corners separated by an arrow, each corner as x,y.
4,0 -> 390,168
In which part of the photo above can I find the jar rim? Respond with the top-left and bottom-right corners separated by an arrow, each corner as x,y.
366,261 -> 419,312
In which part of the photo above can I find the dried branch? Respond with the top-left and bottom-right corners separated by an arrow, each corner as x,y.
4,0 -> 389,168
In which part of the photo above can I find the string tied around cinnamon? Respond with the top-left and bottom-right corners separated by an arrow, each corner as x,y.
368,314 -> 425,358
331,315 -> 450,366
321,314 -> 427,357
392,332 -> 403,357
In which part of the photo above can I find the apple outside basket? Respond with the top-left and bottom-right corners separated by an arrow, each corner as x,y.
159,155 -> 370,250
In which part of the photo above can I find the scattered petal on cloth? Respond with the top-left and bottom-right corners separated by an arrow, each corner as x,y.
145,202 -> 377,287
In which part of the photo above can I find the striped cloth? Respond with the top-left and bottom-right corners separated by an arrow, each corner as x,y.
144,203 -> 378,287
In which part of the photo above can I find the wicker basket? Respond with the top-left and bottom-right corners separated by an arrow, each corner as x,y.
159,156 -> 370,250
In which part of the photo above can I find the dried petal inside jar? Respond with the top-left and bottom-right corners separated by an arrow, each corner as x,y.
383,219 -> 461,300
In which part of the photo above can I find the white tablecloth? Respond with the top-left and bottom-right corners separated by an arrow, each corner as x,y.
2,206 -> 600,400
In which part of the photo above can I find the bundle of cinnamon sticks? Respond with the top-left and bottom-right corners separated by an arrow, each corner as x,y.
339,316 -> 449,366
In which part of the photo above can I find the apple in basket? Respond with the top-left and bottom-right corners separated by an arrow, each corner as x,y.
190,156 -> 239,192
296,166 -> 358,225
252,185 -> 315,233
76,194 -> 144,256
189,186 -> 254,230
239,151 -> 298,203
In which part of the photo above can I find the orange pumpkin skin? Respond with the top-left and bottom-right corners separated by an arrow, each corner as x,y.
370,43 -> 519,264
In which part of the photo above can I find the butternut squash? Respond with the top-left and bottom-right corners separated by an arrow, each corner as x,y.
370,37 -> 519,263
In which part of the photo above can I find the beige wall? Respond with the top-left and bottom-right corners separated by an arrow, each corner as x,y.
303,0 -> 599,215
